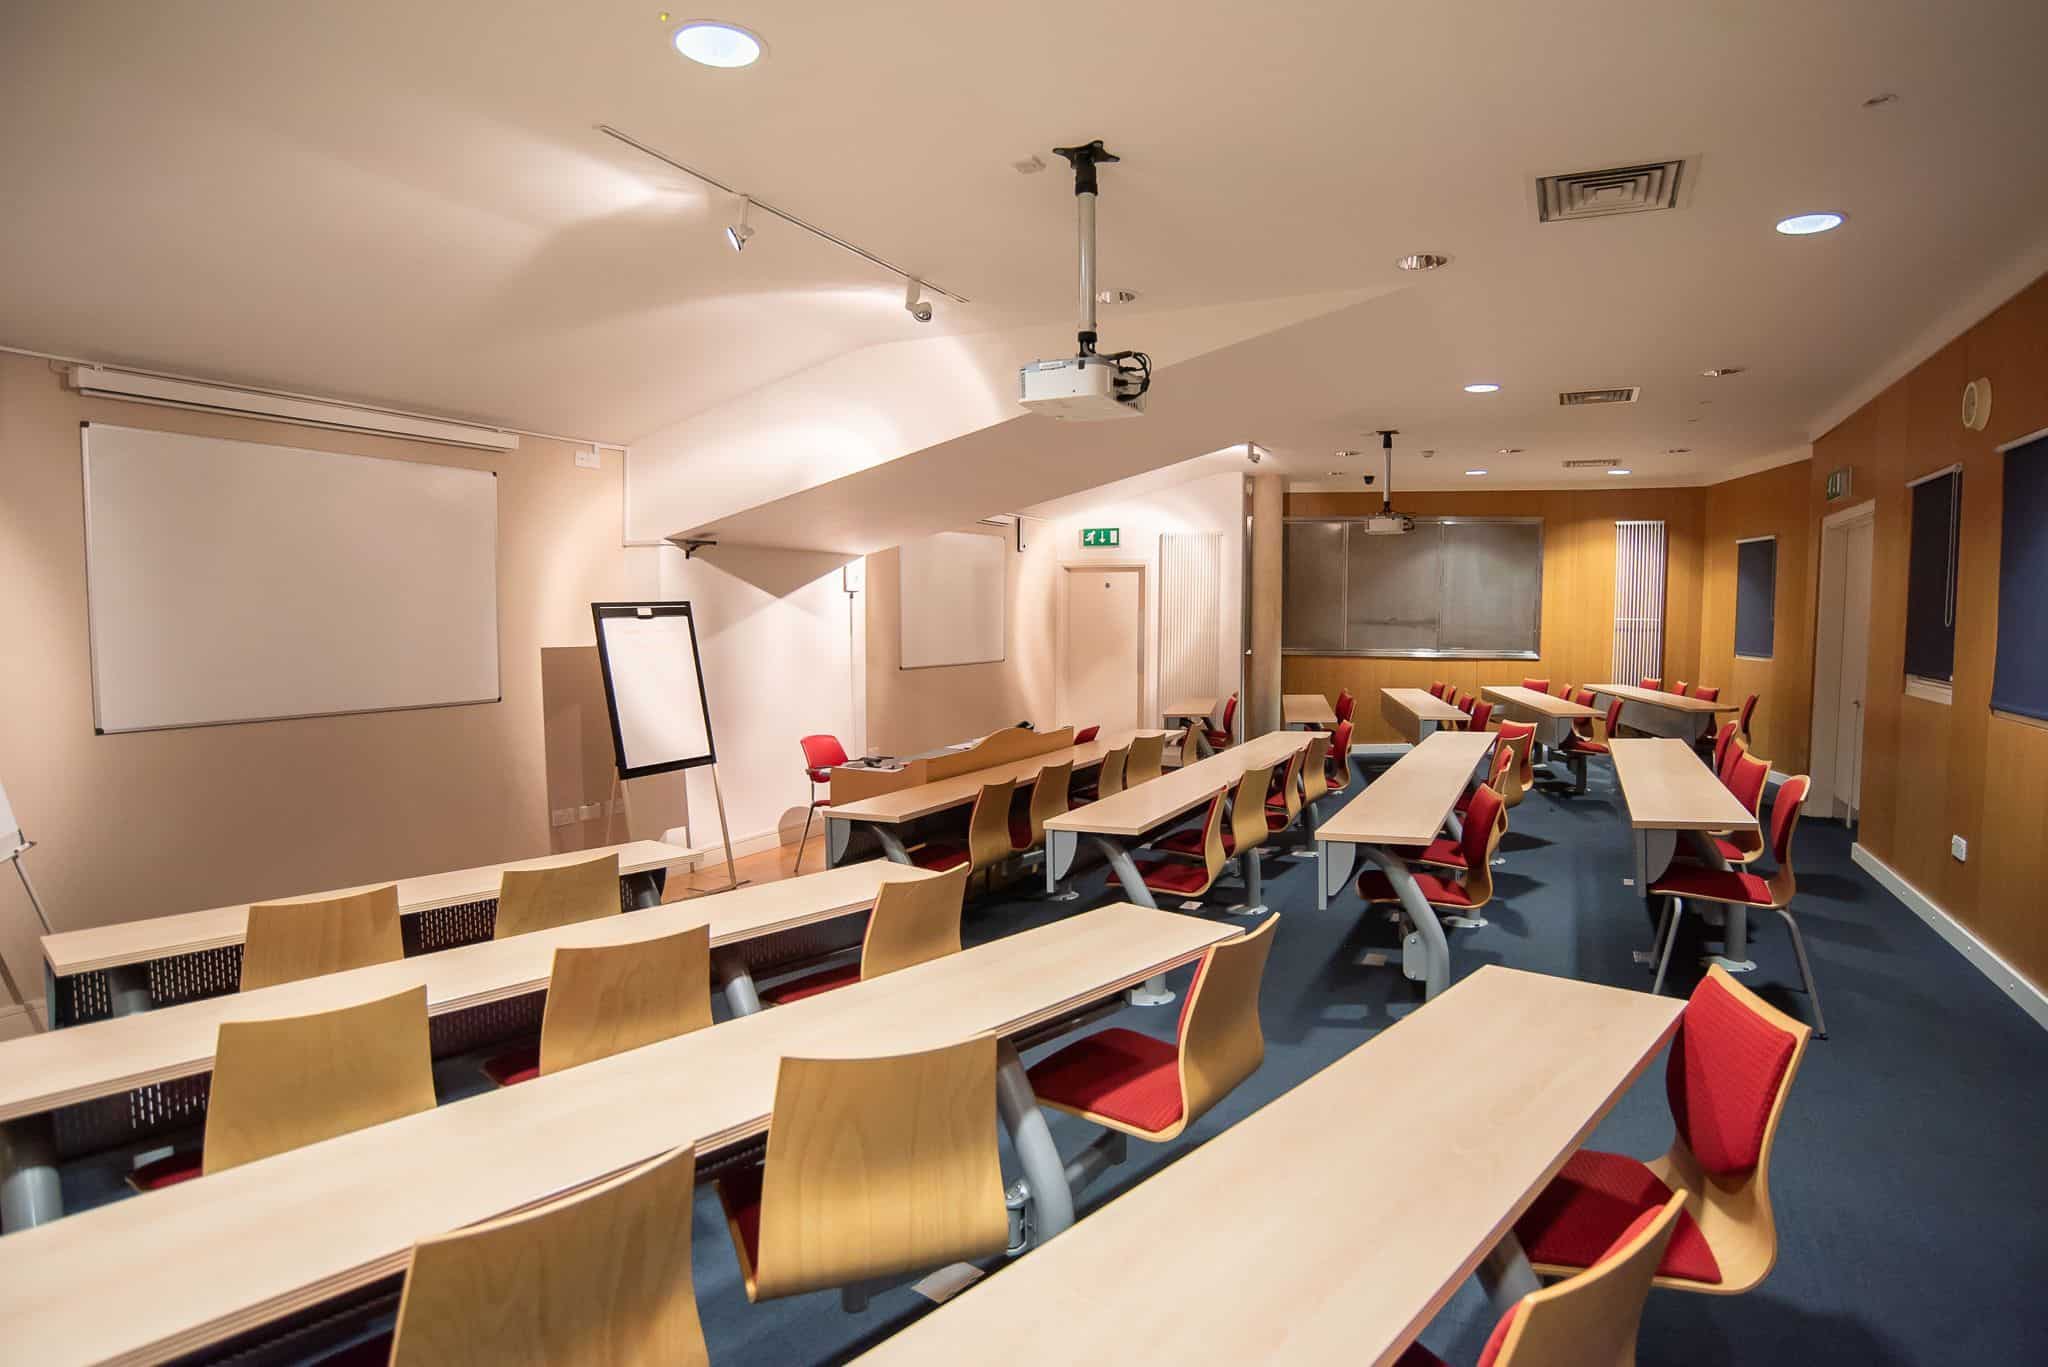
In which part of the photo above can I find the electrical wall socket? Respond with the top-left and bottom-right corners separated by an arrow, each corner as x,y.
574,448 -> 601,470
550,807 -> 576,828
1951,834 -> 1968,862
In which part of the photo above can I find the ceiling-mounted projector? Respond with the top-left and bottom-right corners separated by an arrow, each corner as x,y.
1020,140 -> 1150,421
1362,430 -> 1416,534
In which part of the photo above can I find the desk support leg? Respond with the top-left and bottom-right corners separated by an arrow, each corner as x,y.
1090,837 -> 1175,1006
1227,849 -> 1268,917
714,950 -> 762,1017
1680,830 -> 1753,972
1,1114 -> 61,1233
1318,839 -> 1357,911
1475,1230 -> 1542,1317
873,826 -> 912,865
1633,829 -> 1676,896
996,1040 -> 1074,1251
107,963 -> 152,1018
1362,847 -> 1450,1000
826,818 -> 851,868
621,871 -> 663,911
1046,831 -> 1077,893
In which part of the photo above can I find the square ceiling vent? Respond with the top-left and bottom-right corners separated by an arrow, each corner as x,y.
1558,387 -> 1641,406
1536,161 -> 1684,222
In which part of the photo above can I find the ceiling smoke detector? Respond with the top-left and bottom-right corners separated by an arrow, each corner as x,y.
1536,161 -> 1685,222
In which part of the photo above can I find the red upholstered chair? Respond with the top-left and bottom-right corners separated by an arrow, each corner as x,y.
1705,749 -> 1770,866
1356,782 -> 1504,929
1074,724 -> 1100,743
1398,1191 -> 1686,1367
1009,761 -> 1073,854
1555,682 -> 1575,699
1456,742 -> 1515,822
760,867 -> 969,1006
1262,747 -> 1306,835
1568,688 -> 1601,739
1559,698 -> 1622,790
1429,681 -> 1449,700
1493,721 -> 1537,808
1690,685 -> 1720,702
795,734 -> 850,873
1735,693 -> 1759,746
1521,677 -> 1550,693
1129,790 -> 1231,901
1155,764 -> 1275,874
910,778 -> 1017,896
1515,966 -> 1812,1295
1647,776 -> 1825,1036
1639,677 -> 1662,690
1457,691 -> 1476,715
1394,747 -> 1509,875
1322,720 -> 1356,797
1028,915 -> 1277,1143
1710,721 -> 1741,776
1070,742 -> 1127,805
1672,680 -> 1692,696
1204,694 -> 1238,750
1465,700 -> 1495,733
1334,688 -> 1356,724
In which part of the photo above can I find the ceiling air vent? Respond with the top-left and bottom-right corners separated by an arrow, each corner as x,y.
1562,458 -> 1626,469
1536,161 -> 1684,222
1558,387 -> 1641,406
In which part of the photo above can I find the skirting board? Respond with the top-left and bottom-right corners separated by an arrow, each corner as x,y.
1852,842 -> 2048,1032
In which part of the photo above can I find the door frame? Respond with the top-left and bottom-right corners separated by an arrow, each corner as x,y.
1810,499 -> 1875,823
1056,563 -> 1148,732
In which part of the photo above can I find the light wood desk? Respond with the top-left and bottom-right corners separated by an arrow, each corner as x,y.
828,726 -> 1069,806
1314,730 -> 1497,999
0,906 -> 1234,1366
1161,696 -> 1220,756
39,841 -> 696,1026
823,731 -> 1167,866
1609,738 -> 1762,970
1585,683 -> 1740,745
1380,687 -> 1468,744
860,966 -> 1685,1367
1283,693 -> 1338,729
0,861 -> 934,1233
1481,685 -> 1603,792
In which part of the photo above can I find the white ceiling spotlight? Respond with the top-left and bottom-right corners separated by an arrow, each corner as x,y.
1463,382 -> 1501,394
1464,469 -> 1489,477
904,279 -> 933,323
724,196 -> 754,252
672,20 -> 765,68
1775,212 -> 1844,236
1606,467 -> 1633,476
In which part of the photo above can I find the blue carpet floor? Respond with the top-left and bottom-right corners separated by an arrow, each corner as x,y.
689,753 -> 2048,1366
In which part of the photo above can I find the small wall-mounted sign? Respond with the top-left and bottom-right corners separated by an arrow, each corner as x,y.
1825,467 -> 1853,502
1080,527 -> 1121,548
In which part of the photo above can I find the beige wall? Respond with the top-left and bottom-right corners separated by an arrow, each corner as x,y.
863,525 -> 1057,755
0,352 -> 641,1024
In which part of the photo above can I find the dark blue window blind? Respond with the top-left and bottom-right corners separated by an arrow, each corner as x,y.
1993,434 -> 2048,721
1905,469 -> 1960,683
1734,538 -> 1776,659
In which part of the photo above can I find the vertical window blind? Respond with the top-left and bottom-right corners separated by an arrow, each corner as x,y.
1905,466 -> 1961,686
1734,536 -> 1777,659
1992,434 -> 2048,721
1613,520 -> 1667,684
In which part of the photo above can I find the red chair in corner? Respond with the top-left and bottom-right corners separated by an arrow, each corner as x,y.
795,734 -> 849,873
1074,724 -> 1100,743
1514,966 -> 1812,1295
1204,694 -> 1239,751
1399,1191 -> 1686,1367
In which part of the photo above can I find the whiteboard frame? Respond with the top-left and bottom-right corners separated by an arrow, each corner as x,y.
80,421 -> 502,734
590,601 -> 720,779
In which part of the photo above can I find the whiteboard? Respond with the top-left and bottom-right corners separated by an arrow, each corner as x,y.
591,603 -> 718,778
81,424 -> 499,732
899,530 -> 1006,668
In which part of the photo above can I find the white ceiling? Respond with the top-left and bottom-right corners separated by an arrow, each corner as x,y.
5,0 -> 2047,490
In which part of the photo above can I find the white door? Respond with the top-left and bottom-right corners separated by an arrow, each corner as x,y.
1063,568 -> 1143,736
1836,517 -> 1874,823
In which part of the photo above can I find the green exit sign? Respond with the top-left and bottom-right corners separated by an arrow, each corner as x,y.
1825,467 -> 1853,501
1080,527 -> 1121,548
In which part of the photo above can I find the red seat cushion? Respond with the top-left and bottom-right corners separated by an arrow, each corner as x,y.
481,1042 -> 541,1088
1667,971 -> 1797,1176
1010,813 -> 1034,847
1649,862 -> 1773,907
127,1150 -> 204,1192
1355,868 -> 1473,908
911,843 -> 969,872
1204,729 -> 1230,747
1709,833 -> 1761,862
1265,810 -> 1293,832
1560,735 -> 1609,755
1027,1028 -> 1184,1134
720,1163 -> 764,1269
1133,857 -> 1214,895
1385,835 -> 1466,868
1154,827 -> 1235,856
1513,1148 -> 1722,1283
760,961 -> 862,1006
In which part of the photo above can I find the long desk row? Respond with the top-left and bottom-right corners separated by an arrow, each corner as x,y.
0,905 -> 1233,1365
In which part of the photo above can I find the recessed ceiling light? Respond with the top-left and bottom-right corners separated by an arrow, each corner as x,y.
1701,367 -> 1745,378
1606,467 -> 1632,476
1775,212 -> 1844,236
1463,383 -> 1501,394
1397,253 -> 1450,271
673,20 -> 764,67
1464,469 -> 1489,477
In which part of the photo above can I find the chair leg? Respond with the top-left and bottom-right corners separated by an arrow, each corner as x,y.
795,800 -> 815,874
1776,907 -> 1828,1039
1651,897 -> 1685,996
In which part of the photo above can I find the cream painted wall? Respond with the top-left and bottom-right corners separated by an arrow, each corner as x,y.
0,351 -> 648,1029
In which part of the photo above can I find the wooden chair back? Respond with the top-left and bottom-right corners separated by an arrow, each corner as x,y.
538,925 -> 713,1077
1126,733 -> 1166,785
496,853 -> 620,940
1495,723 -> 1537,807
1717,749 -> 1771,864
966,778 -> 1020,873
387,1144 -> 707,1367
1174,914 -> 1279,1135
1096,743 -> 1130,799
1227,763 -> 1276,860
1761,775 -> 1810,905
1300,733 -> 1331,805
862,866 -> 968,979
1173,717 -> 1204,767
1185,790 -> 1230,895
203,985 -> 436,1176
1323,720 -> 1355,793
240,884 -> 403,991
1495,1191 -> 1685,1367
744,1037 -> 1009,1300
1457,782 -> 1507,907
1021,761 -> 1074,848
1267,748 -> 1304,829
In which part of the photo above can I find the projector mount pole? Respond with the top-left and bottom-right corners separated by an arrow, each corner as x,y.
1378,430 -> 1399,517
1052,140 -> 1120,359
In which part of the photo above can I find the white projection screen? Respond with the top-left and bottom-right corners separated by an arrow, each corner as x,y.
81,423 -> 499,732
898,530 -> 1006,668
591,603 -> 718,779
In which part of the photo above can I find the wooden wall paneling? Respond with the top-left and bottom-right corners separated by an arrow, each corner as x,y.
1699,461 -> 1816,772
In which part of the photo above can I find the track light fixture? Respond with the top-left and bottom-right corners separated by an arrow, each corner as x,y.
904,279 -> 933,323
724,197 -> 755,252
